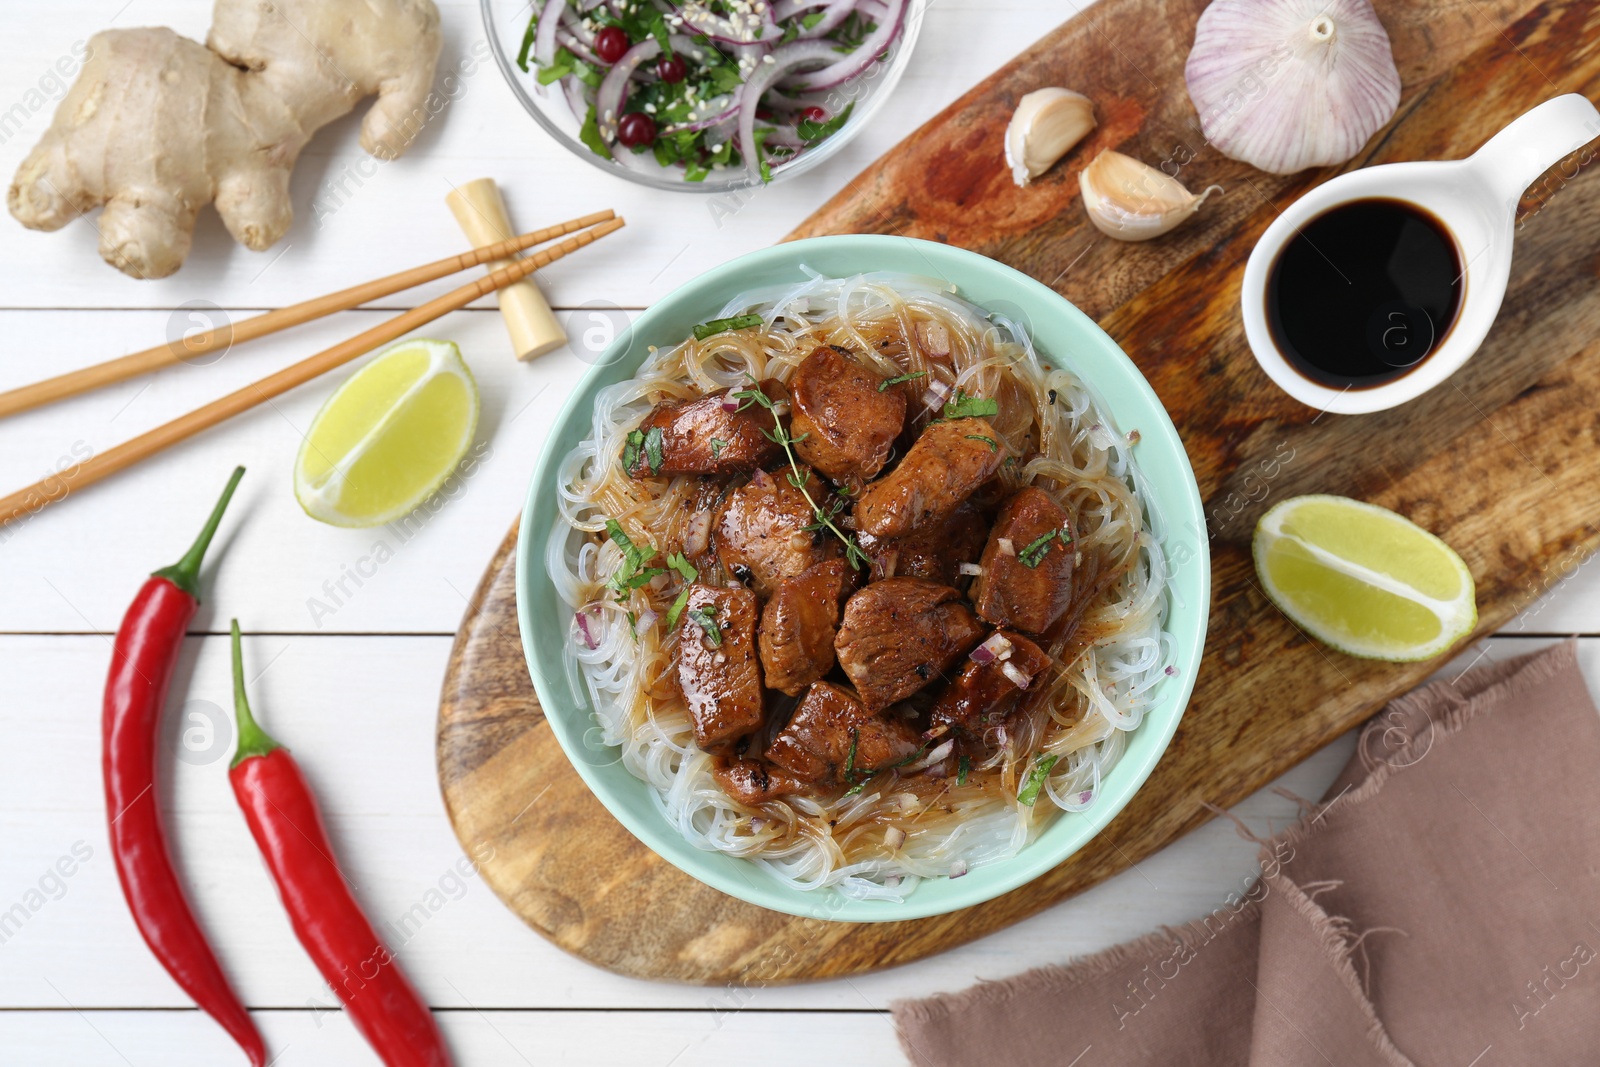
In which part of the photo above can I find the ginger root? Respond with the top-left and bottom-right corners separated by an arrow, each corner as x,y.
7,0 -> 443,279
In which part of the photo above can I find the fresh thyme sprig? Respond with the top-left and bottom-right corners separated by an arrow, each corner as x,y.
732,380 -> 869,571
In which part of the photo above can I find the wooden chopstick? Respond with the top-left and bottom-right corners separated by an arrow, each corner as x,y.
0,217 -> 625,528
0,208 -> 617,421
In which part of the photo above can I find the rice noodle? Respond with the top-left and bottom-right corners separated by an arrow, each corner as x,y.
547,272 -> 1176,901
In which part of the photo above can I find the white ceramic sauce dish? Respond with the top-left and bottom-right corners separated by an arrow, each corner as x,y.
1241,93 -> 1600,414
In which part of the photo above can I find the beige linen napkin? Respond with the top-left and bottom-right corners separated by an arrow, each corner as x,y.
895,642 -> 1600,1067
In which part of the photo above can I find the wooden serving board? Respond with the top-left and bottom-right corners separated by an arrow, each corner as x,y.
438,0 -> 1600,983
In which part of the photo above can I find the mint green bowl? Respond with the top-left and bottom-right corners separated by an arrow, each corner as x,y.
517,236 -> 1209,922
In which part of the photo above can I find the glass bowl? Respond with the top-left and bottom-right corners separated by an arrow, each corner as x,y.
481,0 -> 928,193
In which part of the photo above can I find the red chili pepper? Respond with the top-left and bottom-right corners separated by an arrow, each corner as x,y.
227,620 -> 453,1067
103,466 -> 264,1066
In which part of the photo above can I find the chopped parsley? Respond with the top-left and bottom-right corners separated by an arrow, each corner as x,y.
664,586 -> 693,630
878,370 -> 927,392
966,434 -> 999,452
710,437 -> 728,459
1018,754 -> 1060,806
643,426 -> 665,474
1018,528 -> 1073,568
797,101 -> 855,144
686,604 -> 721,646
943,391 -> 999,420
693,314 -> 763,341
666,552 -> 697,582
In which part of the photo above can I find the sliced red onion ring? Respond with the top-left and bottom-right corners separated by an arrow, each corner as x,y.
534,0 -> 569,69
595,34 -> 704,140
798,0 -> 859,38
678,3 -> 784,43
737,41 -> 843,176
662,93 -> 739,135
557,29 -> 604,67
560,7 -> 597,44
779,0 -> 906,91
858,0 -> 890,17
771,0 -> 831,18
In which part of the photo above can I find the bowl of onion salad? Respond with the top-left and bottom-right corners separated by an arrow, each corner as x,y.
484,0 -> 926,190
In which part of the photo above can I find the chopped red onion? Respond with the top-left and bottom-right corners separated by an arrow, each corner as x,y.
1078,791 -> 1094,805
883,826 -> 906,849
884,873 -> 903,889
972,632 -> 1013,664
997,537 -> 1016,556
949,859 -> 968,879
684,511 -> 712,556
574,609 -> 599,650
634,608 -> 658,636
748,468 -> 772,489
1165,665 -> 1179,677
899,739 -> 953,775
721,396 -> 741,413
958,562 -> 984,577
1001,661 -> 1033,689
750,816 -> 767,831
772,400 -> 791,417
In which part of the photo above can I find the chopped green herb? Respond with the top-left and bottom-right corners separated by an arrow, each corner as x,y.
647,11 -> 673,54
957,754 -> 972,786
966,434 -> 999,452
666,552 -> 697,583
1018,528 -> 1072,568
797,101 -> 855,144
753,127 -> 774,183
710,437 -> 728,459
605,518 -> 640,561
643,425 -> 665,474
570,55 -> 603,90
625,609 -> 639,642
622,429 -> 645,472
664,586 -> 693,630
579,105 -> 612,161
840,728 -> 872,796
800,9 -> 827,28
943,391 -> 999,420
686,604 -> 722,646
1018,754 -> 1060,806
693,314 -> 764,341
878,370 -> 926,392
515,12 -> 538,72
615,566 -> 666,593
536,46 -> 576,86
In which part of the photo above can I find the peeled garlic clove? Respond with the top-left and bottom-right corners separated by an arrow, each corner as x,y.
1079,150 -> 1221,241
1185,0 -> 1400,175
1005,88 -> 1096,186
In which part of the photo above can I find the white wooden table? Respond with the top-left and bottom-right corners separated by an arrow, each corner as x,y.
3,2 -> 1597,1062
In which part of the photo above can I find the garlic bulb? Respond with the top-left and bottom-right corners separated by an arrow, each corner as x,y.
1185,0 -> 1401,175
1079,150 -> 1222,241
1005,88 -> 1096,186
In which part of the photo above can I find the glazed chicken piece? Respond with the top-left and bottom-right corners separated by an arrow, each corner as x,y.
765,681 -> 922,784
676,584 -> 765,752
713,757 -> 811,806
627,388 -> 780,477
855,501 -> 988,585
758,558 -> 854,696
715,466 -> 840,597
834,577 -> 986,710
789,344 -> 907,486
853,417 -> 1004,538
929,631 -> 1053,737
971,487 -> 1076,633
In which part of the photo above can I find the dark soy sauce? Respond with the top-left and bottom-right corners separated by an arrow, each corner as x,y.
1266,198 -> 1463,390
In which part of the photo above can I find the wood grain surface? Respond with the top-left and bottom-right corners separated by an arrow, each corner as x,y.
437,0 -> 1600,983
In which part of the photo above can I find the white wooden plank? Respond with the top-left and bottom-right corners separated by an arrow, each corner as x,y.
0,1009 -> 904,1066
0,308 -> 586,634
0,1 -> 1046,311
2,632 -> 1582,1013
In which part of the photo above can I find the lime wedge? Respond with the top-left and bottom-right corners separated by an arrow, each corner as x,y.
294,338 -> 479,528
1253,494 -> 1476,662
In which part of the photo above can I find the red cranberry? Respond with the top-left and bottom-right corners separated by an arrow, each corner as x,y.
801,106 -> 828,123
656,55 -> 687,83
617,112 -> 657,148
595,26 -> 629,64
